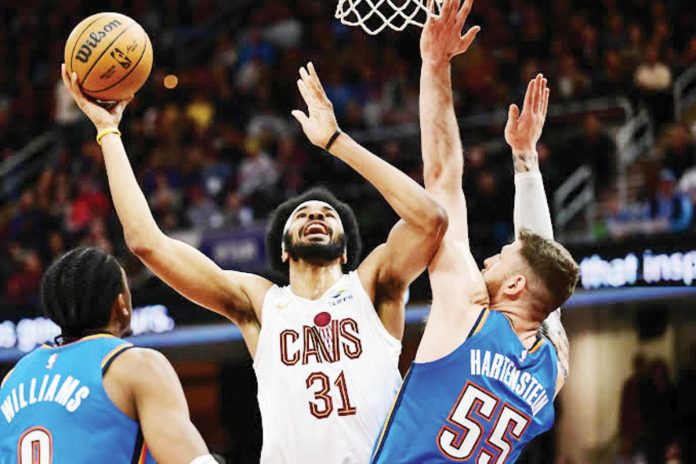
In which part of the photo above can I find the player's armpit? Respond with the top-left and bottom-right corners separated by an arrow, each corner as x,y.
416,238 -> 490,362
430,239 -> 489,307
120,348 -> 210,464
358,218 -> 446,339
131,234 -> 271,326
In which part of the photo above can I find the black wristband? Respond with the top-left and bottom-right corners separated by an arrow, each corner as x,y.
325,129 -> 342,152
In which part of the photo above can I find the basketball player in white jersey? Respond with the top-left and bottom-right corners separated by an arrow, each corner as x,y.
61,60 -> 447,463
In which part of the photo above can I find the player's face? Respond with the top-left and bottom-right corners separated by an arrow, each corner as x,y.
284,201 -> 346,264
481,241 -> 524,298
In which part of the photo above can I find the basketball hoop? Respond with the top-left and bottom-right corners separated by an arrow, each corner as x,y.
335,0 -> 442,35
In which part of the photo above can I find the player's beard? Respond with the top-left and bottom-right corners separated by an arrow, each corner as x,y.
285,232 -> 347,264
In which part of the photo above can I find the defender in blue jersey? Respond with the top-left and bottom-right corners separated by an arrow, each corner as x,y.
372,1 -> 579,462
0,248 -> 215,464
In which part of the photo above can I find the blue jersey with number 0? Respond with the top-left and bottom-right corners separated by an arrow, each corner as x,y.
0,334 -> 155,464
372,308 -> 558,464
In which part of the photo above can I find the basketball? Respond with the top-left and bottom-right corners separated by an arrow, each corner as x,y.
64,12 -> 153,102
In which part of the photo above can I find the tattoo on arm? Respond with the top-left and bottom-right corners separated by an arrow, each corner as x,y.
512,152 -> 539,173
540,310 -> 569,380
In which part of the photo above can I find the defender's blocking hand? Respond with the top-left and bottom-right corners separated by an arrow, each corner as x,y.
504,73 -> 550,154
420,0 -> 480,67
292,62 -> 340,149
61,63 -> 131,132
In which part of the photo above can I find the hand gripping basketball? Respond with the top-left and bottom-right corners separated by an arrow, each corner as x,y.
291,62 -> 341,151
64,12 -> 153,101
61,63 -> 132,133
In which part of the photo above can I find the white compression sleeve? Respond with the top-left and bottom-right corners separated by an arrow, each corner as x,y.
513,172 -> 554,240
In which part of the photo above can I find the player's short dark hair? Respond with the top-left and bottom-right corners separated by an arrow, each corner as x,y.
518,229 -> 579,313
266,187 -> 362,281
41,247 -> 124,339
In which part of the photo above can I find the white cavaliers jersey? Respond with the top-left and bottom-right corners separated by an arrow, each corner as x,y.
254,271 -> 402,464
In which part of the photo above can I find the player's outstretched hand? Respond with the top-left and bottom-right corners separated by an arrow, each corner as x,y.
504,73 -> 550,154
292,62 -> 340,149
61,63 -> 132,132
421,0 -> 480,67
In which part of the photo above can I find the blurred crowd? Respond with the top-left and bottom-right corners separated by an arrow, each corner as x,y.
2,0 -> 696,310
616,350 -> 696,464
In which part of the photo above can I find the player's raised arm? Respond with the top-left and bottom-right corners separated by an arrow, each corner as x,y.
419,0 -> 479,241
60,65 -> 270,338
292,62 -> 448,339
505,74 -> 570,394
108,348 -> 214,464
417,0 -> 487,319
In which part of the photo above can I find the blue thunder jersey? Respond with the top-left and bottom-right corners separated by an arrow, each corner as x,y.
372,308 -> 558,464
0,334 -> 154,464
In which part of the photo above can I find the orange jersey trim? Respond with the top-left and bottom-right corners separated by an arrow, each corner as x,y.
372,367 -> 413,461
138,442 -> 148,464
472,308 -> 490,336
529,337 -> 545,354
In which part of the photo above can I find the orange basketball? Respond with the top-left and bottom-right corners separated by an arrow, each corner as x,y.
64,12 -> 153,102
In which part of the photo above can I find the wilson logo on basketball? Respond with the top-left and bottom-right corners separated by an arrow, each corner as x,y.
75,19 -> 124,63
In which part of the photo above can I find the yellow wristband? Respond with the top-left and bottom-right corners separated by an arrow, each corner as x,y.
96,128 -> 121,146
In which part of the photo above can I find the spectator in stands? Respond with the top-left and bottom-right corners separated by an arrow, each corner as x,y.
643,358 -> 677,464
186,91 -> 216,132
681,36 -> 696,69
183,184 -> 220,229
220,191 -> 253,228
662,123 -> 696,178
598,50 -> 629,96
620,24 -> 645,79
45,230 -> 67,263
467,169 -> 512,248
617,353 -> 649,459
5,249 -> 43,305
68,177 -> 110,232
648,169 -> 693,233
556,53 -> 591,100
237,136 -> 279,216
634,44 -> 673,125
149,170 -> 183,220
676,343 -> 696,464
567,114 -> 616,191
665,442 -> 683,464
602,12 -> 626,52
276,135 -> 308,196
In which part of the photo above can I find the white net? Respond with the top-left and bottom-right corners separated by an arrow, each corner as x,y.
335,0 -> 442,35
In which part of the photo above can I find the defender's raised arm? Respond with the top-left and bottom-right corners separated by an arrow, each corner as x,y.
506,74 -> 570,393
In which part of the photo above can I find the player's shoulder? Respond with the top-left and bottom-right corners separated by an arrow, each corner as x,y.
106,347 -> 174,383
113,347 -> 168,367
225,270 -> 274,290
226,270 -> 275,310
